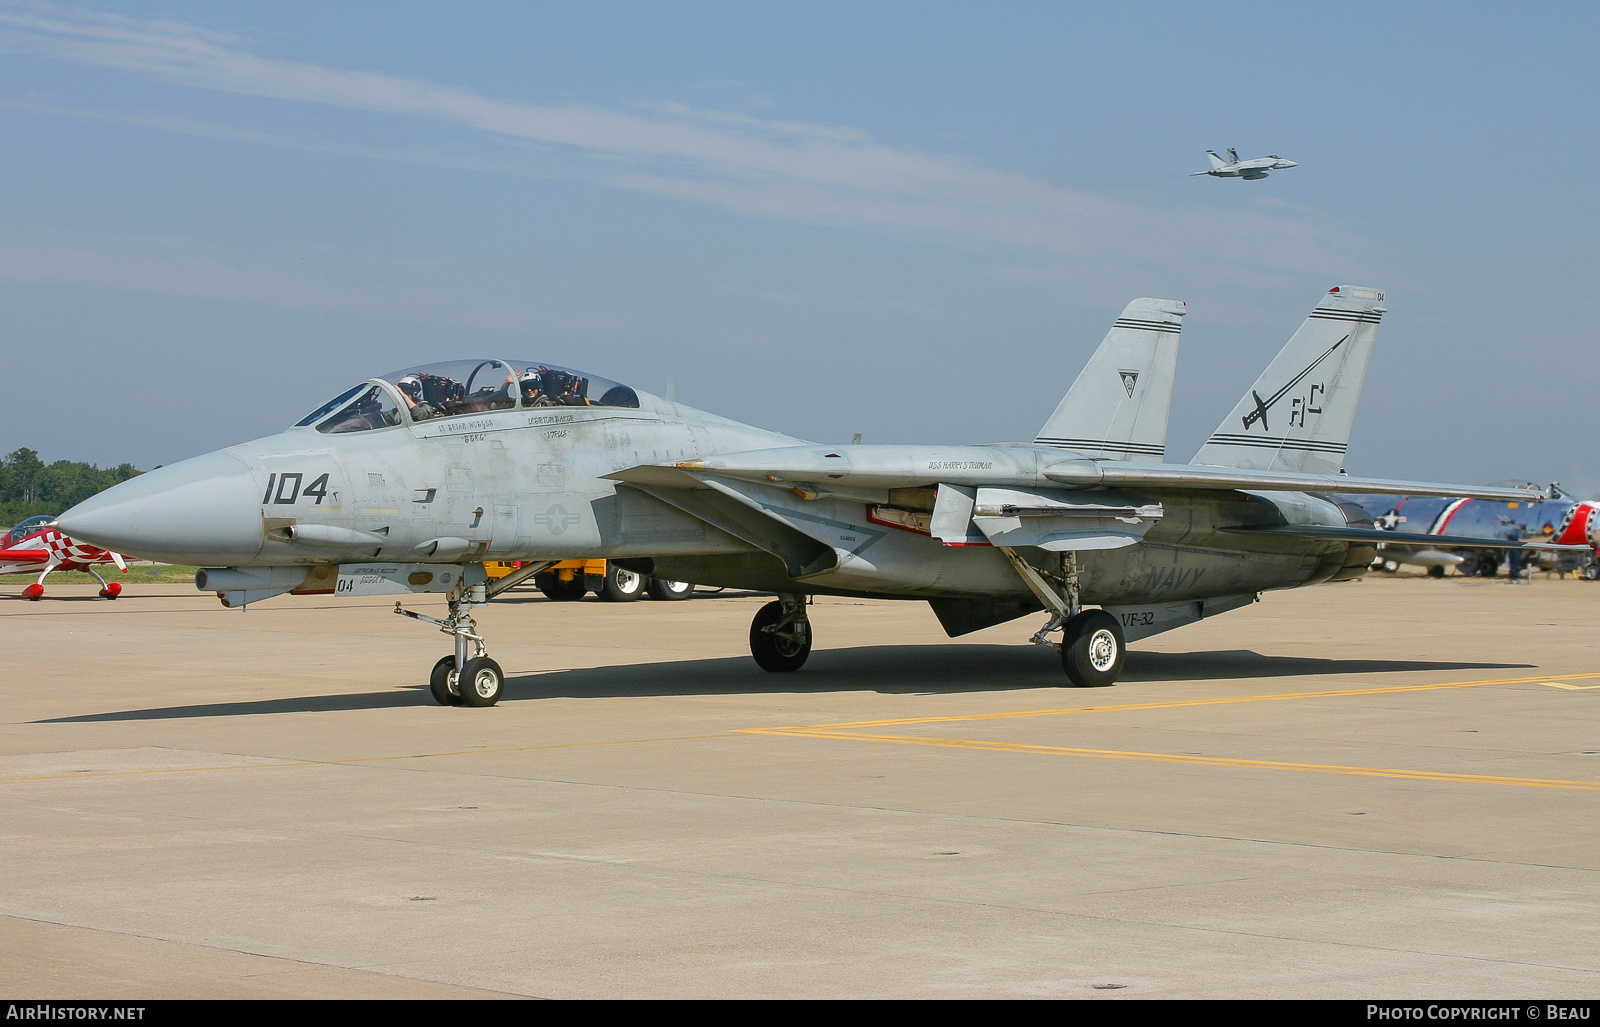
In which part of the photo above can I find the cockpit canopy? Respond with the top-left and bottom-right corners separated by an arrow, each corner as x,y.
296,359 -> 639,434
7,514 -> 54,547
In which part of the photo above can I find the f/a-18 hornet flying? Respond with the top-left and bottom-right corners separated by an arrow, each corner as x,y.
1194,149 -> 1298,179
58,286 -> 1576,707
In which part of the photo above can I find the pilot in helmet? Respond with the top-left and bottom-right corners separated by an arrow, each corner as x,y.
520,369 -> 557,407
395,375 -> 437,421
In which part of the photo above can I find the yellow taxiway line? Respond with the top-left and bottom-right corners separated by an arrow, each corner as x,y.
762,671 -> 1600,733
738,671 -> 1600,792
747,728 -> 1600,790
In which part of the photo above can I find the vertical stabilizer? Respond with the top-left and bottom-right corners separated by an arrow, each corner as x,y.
1206,150 -> 1227,169
1034,297 -> 1184,463
1193,286 -> 1386,474
1226,147 -> 1241,164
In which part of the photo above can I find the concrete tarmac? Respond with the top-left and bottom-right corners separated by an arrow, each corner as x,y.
1,575 -> 1597,999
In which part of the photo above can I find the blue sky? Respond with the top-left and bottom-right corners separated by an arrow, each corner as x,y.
1,1 -> 1595,493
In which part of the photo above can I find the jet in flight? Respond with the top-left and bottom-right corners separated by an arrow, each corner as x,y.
1194,149 -> 1299,180
57,287 -> 1574,706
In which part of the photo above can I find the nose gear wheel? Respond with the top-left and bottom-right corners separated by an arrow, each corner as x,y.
430,655 -> 462,706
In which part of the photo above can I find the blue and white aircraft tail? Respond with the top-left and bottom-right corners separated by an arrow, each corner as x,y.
1194,286 -> 1384,475
1035,297 -> 1185,463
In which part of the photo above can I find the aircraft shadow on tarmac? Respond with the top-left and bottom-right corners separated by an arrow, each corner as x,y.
40,646 -> 1530,723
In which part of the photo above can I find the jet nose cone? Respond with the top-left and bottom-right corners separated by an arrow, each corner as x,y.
58,451 -> 264,564
1281,160 -> 1299,167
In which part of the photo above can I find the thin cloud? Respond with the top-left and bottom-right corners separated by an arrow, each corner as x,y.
0,2 -> 1371,286
0,226 -> 654,334
0,97 -> 519,174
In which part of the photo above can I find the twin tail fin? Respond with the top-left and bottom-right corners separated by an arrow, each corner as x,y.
1035,297 -> 1184,465
1193,286 -> 1385,475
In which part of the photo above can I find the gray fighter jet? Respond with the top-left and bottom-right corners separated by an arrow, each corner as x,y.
58,287 -> 1575,706
1194,148 -> 1298,179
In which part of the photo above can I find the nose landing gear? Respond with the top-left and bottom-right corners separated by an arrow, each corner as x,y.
427,651 -> 502,707
398,561 -> 550,707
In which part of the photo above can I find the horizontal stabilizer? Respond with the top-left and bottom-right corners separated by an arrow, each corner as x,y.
1220,524 -> 1587,551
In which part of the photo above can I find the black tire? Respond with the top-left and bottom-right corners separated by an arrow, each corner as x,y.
1427,565 -> 1446,578
536,571 -> 588,601
750,600 -> 811,672
458,656 -> 504,707
598,563 -> 646,602
647,577 -> 694,601
429,655 -> 462,706
1060,610 -> 1124,688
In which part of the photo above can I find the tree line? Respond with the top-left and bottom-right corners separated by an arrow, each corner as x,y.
1,448 -> 141,525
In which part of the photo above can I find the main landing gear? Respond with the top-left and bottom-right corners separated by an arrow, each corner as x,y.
20,562 -> 121,600
749,594 -> 812,672
397,561 -> 552,708
999,547 -> 1125,687
1058,610 -> 1124,687
87,565 -> 121,599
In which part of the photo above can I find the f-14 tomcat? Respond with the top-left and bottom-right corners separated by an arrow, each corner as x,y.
58,286 -> 1575,707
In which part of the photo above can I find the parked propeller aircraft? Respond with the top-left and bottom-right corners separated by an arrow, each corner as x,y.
1,515 -> 128,599
1193,149 -> 1298,180
56,287 -> 1578,706
1351,489 -> 1600,577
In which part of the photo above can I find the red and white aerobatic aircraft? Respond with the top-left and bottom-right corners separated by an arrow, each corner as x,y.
1,515 -> 128,599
